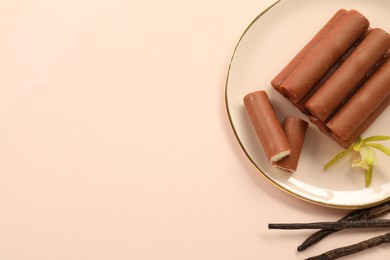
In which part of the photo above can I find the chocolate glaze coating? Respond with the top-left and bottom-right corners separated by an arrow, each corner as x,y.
308,116 -> 330,135
243,91 -> 291,162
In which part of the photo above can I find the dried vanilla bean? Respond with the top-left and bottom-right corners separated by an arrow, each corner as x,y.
305,232 -> 390,260
298,201 -> 390,251
269,219 -> 390,230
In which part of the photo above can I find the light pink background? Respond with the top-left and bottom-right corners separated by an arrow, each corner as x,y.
0,0 -> 388,259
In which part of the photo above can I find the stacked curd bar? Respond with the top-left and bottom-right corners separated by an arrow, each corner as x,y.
272,9 -> 390,149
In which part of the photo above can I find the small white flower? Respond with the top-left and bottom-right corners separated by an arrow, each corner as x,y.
324,136 -> 390,187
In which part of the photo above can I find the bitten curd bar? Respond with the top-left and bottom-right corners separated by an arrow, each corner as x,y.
274,116 -> 308,172
244,91 -> 291,162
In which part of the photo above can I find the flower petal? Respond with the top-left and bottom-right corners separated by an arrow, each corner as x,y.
323,146 -> 353,170
366,143 -> 390,157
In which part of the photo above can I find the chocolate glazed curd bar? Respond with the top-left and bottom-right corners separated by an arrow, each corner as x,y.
331,96 -> 390,149
271,9 -> 390,148
271,9 -> 348,95
244,91 -> 291,162
280,10 -> 370,103
308,50 -> 390,139
273,117 -> 308,172
306,28 -> 390,121
291,31 -> 367,115
327,56 -> 390,142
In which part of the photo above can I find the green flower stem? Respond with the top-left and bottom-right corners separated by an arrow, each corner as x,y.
366,165 -> 373,187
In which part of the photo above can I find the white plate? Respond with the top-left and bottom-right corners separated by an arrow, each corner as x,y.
225,0 -> 390,209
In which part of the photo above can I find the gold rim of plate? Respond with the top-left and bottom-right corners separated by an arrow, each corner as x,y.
224,0 -> 390,209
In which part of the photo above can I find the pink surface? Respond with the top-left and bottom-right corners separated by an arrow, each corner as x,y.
0,0 -> 388,259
